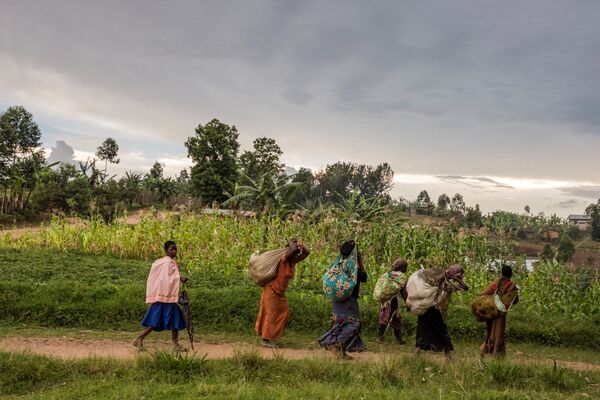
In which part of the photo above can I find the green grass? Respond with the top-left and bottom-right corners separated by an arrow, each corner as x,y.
0,248 -> 598,348
0,350 -> 598,399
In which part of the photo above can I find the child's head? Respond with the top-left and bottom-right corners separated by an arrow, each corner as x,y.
391,258 -> 408,273
164,240 -> 177,258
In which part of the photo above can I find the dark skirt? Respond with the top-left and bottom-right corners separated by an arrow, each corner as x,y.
141,302 -> 186,331
318,297 -> 366,353
416,307 -> 454,352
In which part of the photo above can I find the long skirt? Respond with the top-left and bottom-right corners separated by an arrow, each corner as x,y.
318,297 -> 366,353
416,307 -> 453,352
141,302 -> 186,331
480,315 -> 507,355
255,285 -> 290,341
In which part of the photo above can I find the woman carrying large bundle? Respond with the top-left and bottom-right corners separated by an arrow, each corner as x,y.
477,265 -> 519,357
318,240 -> 367,359
406,265 -> 469,359
255,239 -> 309,348
374,258 -> 409,345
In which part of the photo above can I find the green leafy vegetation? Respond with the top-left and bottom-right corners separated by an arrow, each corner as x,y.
0,220 -> 598,346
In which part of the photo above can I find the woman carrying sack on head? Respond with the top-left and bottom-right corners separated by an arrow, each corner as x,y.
318,240 -> 367,359
255,239 -> 310,348
477,265 -> 519,357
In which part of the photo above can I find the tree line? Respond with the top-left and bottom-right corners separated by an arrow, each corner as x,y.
0,107 -> 394,221
1,105 -> 599,245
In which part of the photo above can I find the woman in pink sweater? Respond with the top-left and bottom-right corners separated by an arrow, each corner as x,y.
133,240 -> 188,351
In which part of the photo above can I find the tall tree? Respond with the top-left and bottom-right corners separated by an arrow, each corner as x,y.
586,200 -> 600,241
314,162 -> 356,200
287,167 -> 315,207
0,106 -> 43,213
314,161 -> 393,202
353,163 -> 394,199
437,193 -> 450,210
95,138 -> 120,175
415,190 -> 434,215
185,119 -> 240,204
450,193 -> 466,214
240,137 -> 284,182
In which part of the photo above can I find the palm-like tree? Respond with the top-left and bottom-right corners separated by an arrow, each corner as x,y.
333,191 -> 387,222
222,172 -> 301,217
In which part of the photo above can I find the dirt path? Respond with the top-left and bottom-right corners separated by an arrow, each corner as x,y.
1,336 -> 599,372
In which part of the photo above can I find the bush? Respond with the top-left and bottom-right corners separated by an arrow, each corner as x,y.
557,234 -> 575,263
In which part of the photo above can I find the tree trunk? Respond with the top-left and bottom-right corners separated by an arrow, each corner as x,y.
24,189 -> 33,211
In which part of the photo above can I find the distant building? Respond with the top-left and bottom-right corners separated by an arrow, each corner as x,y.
567,214 -> 592,231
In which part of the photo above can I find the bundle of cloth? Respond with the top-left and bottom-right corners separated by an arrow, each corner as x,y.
406,265 -> 469,314
373,270 -> 407,303
322,246 -> 358,302
472,278 -> 519,322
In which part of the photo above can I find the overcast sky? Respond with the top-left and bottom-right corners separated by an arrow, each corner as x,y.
1,1 -> 599,216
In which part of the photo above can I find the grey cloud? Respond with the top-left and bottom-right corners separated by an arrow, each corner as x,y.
554,199 -> 584,209
560,186 -> 600,199
2,0 -> 600,190
3,0 -> 600,130
436,175 -> 514,189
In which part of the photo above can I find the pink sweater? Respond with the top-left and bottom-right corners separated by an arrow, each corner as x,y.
145,256 -> 180,304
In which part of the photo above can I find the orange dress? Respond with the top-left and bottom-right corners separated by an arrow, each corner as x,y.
255,256 -> 295,341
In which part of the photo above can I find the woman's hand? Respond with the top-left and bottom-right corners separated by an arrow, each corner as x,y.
295,244 -> 310,262
180,276 -> 189,284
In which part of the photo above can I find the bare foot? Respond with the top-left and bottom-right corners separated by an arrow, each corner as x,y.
133,338 -> 145,351
262,339 -> 276,349
172,343 -> 188,353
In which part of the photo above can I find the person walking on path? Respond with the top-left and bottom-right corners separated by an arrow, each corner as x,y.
412,265 -> 468,360
479,265 -> 519,357
376,258 -> 409,345
133,240 -> 189,352
255,239 -> 310,348
318,240 -> 367,359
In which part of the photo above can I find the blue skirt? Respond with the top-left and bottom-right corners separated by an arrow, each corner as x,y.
141,302 -> 186,331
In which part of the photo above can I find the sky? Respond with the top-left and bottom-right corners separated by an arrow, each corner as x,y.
1,1 -> 599,216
